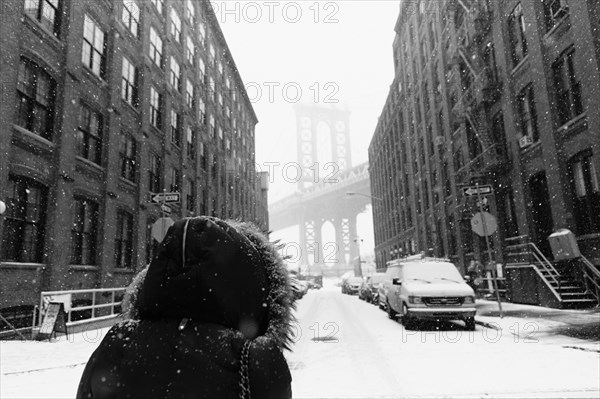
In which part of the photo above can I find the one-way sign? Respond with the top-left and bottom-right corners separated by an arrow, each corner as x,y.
151,192 -> 181,203
462,185 -> 493,197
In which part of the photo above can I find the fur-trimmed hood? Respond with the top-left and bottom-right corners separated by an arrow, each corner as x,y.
121,216 -> 297,350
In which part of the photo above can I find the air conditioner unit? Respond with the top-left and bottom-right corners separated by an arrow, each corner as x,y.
519,135 -> 533,148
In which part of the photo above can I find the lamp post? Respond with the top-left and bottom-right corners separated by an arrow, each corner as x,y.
345,192 -> 383,202
353,237 -> 364,277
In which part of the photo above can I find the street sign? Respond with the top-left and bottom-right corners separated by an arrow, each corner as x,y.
462,185 -> 493,197
151,192 -> 180,203
470,212 -> 498,237
152,217 -> 174,243
160,204 -> 172,215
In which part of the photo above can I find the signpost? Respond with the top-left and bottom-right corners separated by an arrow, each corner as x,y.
150,191 -> 179,242
470,182 -> 503,317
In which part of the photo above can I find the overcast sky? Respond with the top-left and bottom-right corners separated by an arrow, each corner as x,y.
218,1 -> 401,257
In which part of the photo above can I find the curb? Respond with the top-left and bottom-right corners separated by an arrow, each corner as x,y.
475,319 -> 500,330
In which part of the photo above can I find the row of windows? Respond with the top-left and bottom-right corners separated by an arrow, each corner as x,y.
23,0 -> 254,142
0,175 -> 216,266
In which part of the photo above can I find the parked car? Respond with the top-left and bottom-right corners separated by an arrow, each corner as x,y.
344,276 -> 364,295
380,255 -> 476,330
359,273 -> 387,304
290,277 -> 310,300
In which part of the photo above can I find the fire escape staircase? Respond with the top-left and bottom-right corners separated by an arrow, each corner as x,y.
505,236 -> 599,308
451,0 -> 507,188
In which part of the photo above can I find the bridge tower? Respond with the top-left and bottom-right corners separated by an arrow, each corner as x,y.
292,104 -> 359,274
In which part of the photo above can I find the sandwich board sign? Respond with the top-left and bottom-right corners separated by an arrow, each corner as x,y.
39,302 -> 68,340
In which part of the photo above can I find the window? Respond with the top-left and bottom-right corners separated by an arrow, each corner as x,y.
553,48 -> 583,126
121,57 -> 138,106
82,15 -> 106,78
150,86 -> 162,128
120,132 -> 137,181
16,58 -> 56,140
508,3 -> 528,68
148,152 -> 162,193
170,167 -> 181,192
70,197 -> 98,265
544,0 -> 568,31
209,43 -> 216,64
186,36 -> 195,65
149,27 -> 163,67
517,84 -> 539,142
186,0 -> 195,25
77,104 -> 103,165
199,59 -> 206,83
199,142 -> 207,170
186,79 -> 194,108
186,126 -> 196,159
170,8 -> 181,43
115,211 -> 134,269
151,0 -> 163,14
24,0 -> 60,36
170,110 -> 181,147
1,176 -> 47,263
198,98 -> 206,124
209,114 -> 215,137
122,0 -> 139,37
186,178 -> 195,212
170,56 -> 181,90
569,152 -> 600,235
198,22 -> 206,45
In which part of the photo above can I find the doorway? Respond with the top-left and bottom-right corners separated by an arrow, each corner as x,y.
529,172 -> 554,257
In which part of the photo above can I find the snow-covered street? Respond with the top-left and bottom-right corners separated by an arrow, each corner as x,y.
1,284 -> 599,399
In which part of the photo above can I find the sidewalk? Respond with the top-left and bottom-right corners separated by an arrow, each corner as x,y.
475,299 -> 600,350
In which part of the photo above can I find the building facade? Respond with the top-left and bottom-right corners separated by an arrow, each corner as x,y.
0,0 -> 268,312
369,0 -> 600,272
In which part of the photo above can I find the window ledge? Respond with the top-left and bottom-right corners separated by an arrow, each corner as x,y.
69,265 -> 100,271
118,177 -> 137,189
76,156 -> 104,173
121,99 -> 140,115
0,262 -> 45,270
22,15 -> 62,49
543,13 -> 570,39
556,113 -> 587,133
12,125 -> 54,154
80,65 -> 108,87
113,268 -> 136,274
510,56 -> 530,76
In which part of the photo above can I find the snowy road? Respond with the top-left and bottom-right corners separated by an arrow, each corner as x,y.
1,285 -> 599,398
288,286 -> 600,398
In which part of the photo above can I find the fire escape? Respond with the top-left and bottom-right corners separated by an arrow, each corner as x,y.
450,0 -> 508,186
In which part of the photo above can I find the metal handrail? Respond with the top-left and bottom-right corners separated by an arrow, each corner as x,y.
38,287 -> 126,328
579,256 -> 600,303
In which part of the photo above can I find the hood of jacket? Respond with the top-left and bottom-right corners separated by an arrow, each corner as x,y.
121,216 -> 297,350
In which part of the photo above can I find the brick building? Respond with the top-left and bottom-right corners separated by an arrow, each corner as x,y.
369,0 -> 600,273
0,0 -> 268,312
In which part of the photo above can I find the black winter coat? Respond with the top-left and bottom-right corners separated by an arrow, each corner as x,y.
77,217 -> 296,399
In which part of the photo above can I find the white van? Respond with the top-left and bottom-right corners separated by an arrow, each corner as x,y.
381,255 -> 476,330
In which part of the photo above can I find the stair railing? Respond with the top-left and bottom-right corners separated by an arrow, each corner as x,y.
579,256 -> 600,304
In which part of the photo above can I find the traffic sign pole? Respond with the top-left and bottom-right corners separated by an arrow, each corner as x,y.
476,182 -> 503,317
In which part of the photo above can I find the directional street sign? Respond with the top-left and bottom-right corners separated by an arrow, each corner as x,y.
151,192 -> 180,203
462,185 -> 493,197
160,204 -> 172,215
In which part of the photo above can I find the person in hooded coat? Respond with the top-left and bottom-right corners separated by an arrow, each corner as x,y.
76,216 -> 297,399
